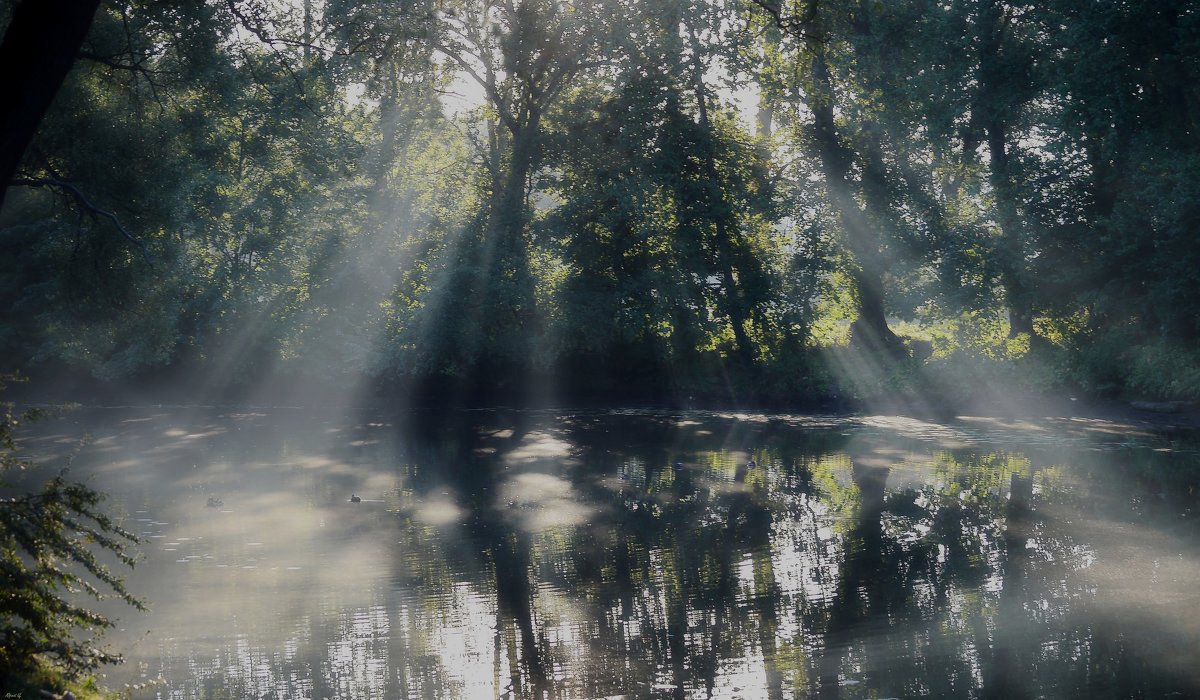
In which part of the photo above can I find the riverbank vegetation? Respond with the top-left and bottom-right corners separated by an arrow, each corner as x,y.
0,378 -> 143,693
2,0 -> 1198,411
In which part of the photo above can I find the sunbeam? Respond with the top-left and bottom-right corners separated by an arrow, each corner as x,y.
3,0 -> 1200,697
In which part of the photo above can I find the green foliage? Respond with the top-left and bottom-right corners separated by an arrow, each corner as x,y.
0,376 -> 144,681
1125,342 -> 1200,401
2,656 -> 120,699
3,0 -> 1200,404
918,315 -> 1046,407
1050,323 -> 1200,401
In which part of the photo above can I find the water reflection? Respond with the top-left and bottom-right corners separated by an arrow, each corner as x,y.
16,409 -> 1200,698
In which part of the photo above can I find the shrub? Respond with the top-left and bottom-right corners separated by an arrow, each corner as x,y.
0,376 -> 144,684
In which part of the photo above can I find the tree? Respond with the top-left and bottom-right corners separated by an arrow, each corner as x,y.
679,0 -> 765,371
537,0 -> 807,400
1043,0 -> 1200,342
751,0 -> 907,355
973,0 -> 1041,337
423,0 -> 611,385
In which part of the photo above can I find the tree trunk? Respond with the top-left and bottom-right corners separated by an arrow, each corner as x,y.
488,119 -> 538,324
467,113 -> 540,397
685,24 -> 758,372
0,0 -> 103,211
757,99 -> 774,140
977,0 -> 1035,338
986,118 -> 1035,337
809,46 -> 902,355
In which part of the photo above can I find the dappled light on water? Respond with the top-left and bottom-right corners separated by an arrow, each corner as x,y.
16,408 -> 1200,699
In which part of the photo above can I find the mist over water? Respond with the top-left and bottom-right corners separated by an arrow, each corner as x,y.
5,1 -> 1200,697
14,407 -> 1200,699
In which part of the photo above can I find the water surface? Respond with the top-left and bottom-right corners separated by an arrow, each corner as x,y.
20,408 -> 1200,698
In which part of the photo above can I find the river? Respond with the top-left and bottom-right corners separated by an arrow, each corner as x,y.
17,407 -> 1200,698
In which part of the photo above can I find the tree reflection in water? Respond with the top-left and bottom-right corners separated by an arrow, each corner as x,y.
38,409 -> 1200,699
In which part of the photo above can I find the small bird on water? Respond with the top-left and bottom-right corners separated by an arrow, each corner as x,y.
350,494 -> 361,503
206,497 -> 223,508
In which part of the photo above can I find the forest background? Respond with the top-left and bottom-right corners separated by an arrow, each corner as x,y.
3,0 -> 1199,412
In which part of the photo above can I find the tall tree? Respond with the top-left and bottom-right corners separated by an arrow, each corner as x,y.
681,3 -> 761,371
428,0 -> 609,382
752,0 -> 905,354
973,0 -> 1040,337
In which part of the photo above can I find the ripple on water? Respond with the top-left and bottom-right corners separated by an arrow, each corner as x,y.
38,407 -> 1200,699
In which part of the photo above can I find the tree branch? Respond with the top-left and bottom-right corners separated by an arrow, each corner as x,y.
11,177 -> 151,263
748,0 -> 823,42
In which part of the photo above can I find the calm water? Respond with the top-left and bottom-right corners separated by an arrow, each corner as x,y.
17,407 -> 1200,699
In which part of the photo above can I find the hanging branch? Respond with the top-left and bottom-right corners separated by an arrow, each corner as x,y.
10,176 -> 152,264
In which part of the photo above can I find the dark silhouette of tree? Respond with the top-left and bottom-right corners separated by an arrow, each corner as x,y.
0,0 -> 103,211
